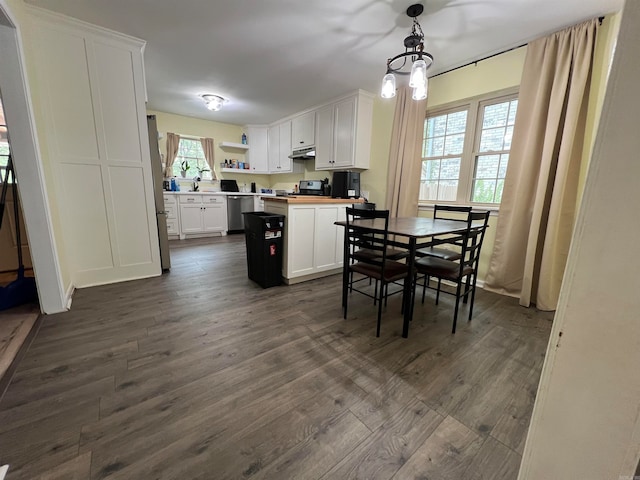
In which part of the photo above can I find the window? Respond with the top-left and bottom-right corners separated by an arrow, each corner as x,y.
420,90 -> 518,205
0,98 -> 11,184
172,137 -> 212,180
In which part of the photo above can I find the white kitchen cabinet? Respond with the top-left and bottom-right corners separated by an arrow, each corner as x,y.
245,126 -> 269,173
314,90 -> 374,170
263,200 -> 346,283
268,120 -> 303,174
178,194 -> 227,238
291,111 -> 315,149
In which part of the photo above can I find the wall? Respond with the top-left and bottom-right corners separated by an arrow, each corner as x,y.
518,2 -> 640,477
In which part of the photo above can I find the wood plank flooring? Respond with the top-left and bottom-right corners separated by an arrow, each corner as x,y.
0,235 -> 553,479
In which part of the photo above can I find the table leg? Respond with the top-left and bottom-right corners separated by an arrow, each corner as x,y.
341,228 -> 349,311
402,237 -> 416,338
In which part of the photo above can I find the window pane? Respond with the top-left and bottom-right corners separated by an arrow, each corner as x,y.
427,115 -> 447,137
440,158 -> 461,180
443,133 -> 465,155
422,159 -> 440,180
425,136 -> 444,157
420,180 -> 439,201
498,154 -> 509,177
438,180 -> 458,201
446,111 -> 467,134
503,126 -> 514,149
482,102 -> 509,128
479,127 -> 506,152
475,155 -> 499,179
495,179 -> 505,204
472,179 -> 496,203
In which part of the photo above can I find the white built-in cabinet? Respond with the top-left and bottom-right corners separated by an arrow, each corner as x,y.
263,200 -> 346,283
26,7 -> 161,287
178,195 -> 227,238
291,111 -> 316,149
268,120 -> 303,174
315,91 -> 374,170
245,126 -> 269,173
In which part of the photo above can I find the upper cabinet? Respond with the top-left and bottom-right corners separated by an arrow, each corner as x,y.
268,120 -> 303,174
291,111 -> 316,148
315,91 -> 374,170
244,126 -> 269,174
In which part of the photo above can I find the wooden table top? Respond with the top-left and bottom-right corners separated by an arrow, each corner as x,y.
336,217 -> 469,239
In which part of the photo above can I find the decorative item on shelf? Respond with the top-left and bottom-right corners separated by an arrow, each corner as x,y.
380,3 -> 433,101
197,166 -> 210,178
241,133 -> 247,145
180,160 -> 190,178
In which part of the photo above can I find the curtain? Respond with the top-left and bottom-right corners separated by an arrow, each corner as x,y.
200,137 -> 217,180
164,132 -> 180,178
385,86 -> 427,217
484,19 -> 598,310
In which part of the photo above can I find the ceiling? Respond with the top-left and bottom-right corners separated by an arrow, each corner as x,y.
24,0 -> 623,126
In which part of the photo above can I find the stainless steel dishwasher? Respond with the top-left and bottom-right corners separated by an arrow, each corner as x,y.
227,195 -> 254,232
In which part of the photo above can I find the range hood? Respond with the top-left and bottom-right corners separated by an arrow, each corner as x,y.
288,146 -> 315,160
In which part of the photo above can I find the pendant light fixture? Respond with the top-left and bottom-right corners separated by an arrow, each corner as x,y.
381,4 -> 433,100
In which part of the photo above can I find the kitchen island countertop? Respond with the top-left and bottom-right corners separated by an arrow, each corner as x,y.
263,196 -> 363,204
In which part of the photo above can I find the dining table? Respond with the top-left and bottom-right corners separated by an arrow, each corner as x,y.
335,216 -> 473,338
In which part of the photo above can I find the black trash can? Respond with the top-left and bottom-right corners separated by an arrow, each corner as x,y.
243,212 -> 285,288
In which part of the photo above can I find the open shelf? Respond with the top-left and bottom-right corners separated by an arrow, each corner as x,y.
219,141 -> 249,150
221,168 -> 253,174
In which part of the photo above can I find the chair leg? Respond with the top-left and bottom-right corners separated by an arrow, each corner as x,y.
373,280 -> 378,305
436,279 -> 442,305
452,281 -> 463,334
463,273 -> 471,304
343,270 -> 350,320
468,273 -> 478,321
421,275 -> 427,304
384,283 -> 389,307
349,271 -> 353,293
376,281 -> 384,337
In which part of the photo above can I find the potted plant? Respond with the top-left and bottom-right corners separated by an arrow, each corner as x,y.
180,160 -> 190,178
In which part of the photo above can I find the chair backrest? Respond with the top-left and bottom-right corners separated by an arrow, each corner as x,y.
352,202 -> 376,210
433,204 -> 472,221
345,207 -> 391,268
459,210 -> 491,274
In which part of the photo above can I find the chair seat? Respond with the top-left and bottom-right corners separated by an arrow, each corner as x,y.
415,256 -> 473,281
351,260 -> 409,282
354,247 -> 408,262
416,246 -> 462,261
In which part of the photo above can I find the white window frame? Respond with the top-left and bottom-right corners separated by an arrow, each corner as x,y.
173,136 -> 212,181
419,87 -> 519,208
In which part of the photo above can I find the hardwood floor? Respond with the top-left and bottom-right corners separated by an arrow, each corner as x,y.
0,235 -> 553,479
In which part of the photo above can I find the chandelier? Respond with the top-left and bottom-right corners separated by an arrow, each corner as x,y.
201,94 -> 227,111
381,4 -> 433,100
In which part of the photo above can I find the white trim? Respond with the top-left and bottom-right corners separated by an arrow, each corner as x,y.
64,282 -> 75,309
0,464 -> 8,480
0,0 -> 67,313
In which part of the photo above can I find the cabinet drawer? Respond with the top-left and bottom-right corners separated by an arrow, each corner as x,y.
202,195 -> 224,204
165,204 -> 177,219
163,194 -> 177,205
166,219 -> 179,235
179,195 -> 202,204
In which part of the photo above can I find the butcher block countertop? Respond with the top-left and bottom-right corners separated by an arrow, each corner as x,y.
263,196 -> 364,205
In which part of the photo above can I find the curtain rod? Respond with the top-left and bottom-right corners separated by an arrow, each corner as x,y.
431,16 -> 605,79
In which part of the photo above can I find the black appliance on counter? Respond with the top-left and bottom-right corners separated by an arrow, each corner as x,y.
298,180 -> 324,196
331,171 -> 360,199
220,179 -> 239,192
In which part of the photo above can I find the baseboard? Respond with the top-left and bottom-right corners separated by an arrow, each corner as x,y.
0,464 -> 8,480
64,282 -> 75,310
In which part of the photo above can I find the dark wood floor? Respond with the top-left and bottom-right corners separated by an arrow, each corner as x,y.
0,235 -> 553,479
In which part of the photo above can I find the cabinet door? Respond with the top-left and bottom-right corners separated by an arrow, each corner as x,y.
278,121 -> 293,172
314,206 -> 341,270
246,126 -> 269,173
332,97 -> 356,168
267,124 -> 281,172
314,104 -> 334,170
289,206 -> 316,276
202,204 -> 226,232
180,205 -> 203,233
291,111 -> 315,148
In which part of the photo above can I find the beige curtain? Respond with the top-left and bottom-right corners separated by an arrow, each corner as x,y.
200,137 -> 217,180
485,19 -> 598,310
164,132 -> 180,178
385,86 -> 428,217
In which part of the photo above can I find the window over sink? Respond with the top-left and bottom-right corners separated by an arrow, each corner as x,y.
172,137 -> 212,180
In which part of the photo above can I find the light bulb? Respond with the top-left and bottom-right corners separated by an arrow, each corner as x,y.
381,73 -> 396,99
409,59 -> 427,88
412,83 -> 427,101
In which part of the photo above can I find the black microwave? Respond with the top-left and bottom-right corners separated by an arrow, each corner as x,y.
331,171 -> 360,199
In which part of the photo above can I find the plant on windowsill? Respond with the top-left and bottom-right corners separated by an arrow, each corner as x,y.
180,160 -> 190,178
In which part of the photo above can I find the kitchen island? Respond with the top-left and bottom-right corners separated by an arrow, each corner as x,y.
263,196 -> 363,284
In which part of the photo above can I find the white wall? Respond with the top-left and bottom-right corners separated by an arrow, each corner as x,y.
518,2 -> 640,478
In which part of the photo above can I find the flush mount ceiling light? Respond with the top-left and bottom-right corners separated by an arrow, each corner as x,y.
381,3 -> 433,100
201,94 -> 227,111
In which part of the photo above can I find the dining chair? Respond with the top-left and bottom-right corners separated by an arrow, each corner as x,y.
414,210 -> 490,333
343,207 -> 410,337
416,205 -> 472,261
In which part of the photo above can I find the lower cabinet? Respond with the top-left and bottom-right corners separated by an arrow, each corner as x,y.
178,194 -> 227,239
264,201 -> 346,283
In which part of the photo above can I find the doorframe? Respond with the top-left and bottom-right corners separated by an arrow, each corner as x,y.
0,0 -> 67,313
